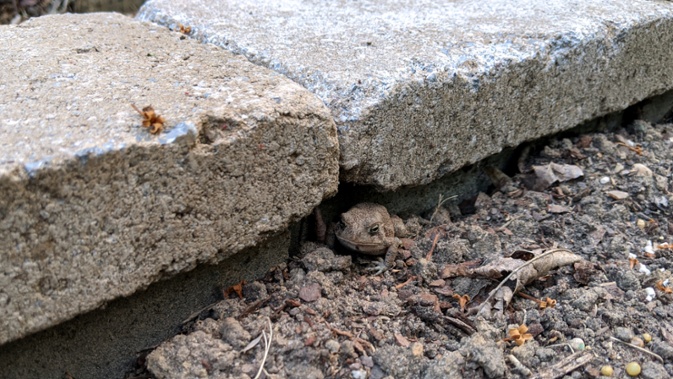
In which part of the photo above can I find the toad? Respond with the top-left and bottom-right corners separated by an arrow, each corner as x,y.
334,203 -> 410,274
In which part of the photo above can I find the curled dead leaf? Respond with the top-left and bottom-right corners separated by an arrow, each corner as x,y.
532,163 -> 584,189
131,104 -> 166,134
478,248 -> 581,312
439,259 -> 482,279
224,280 -> 245,299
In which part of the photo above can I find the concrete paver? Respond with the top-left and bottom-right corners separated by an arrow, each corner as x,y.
0,12 -> 338,345
138,0 -> 673,190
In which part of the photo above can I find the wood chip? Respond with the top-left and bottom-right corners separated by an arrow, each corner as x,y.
548,204 -> 571,214
394,333 -> 410,347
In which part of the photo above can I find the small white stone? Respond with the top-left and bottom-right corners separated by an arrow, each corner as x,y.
351,369 -> 367,379
645,287 -> 656,301
599,176 -> 610,185
628,253 -> 637,259
639,264 -> 651,275
569,338 -> 585,351
632,163 -> 652,177
644,241 -> 655,256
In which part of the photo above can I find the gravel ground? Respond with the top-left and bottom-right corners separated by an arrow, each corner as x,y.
129,119 -> 673,379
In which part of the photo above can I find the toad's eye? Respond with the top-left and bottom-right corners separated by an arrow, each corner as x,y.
368,224 -> 380,235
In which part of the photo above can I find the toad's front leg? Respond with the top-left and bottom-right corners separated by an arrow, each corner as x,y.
367,240 -> 400,275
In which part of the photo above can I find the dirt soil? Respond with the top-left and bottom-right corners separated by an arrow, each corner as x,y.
130,119 -> 673,379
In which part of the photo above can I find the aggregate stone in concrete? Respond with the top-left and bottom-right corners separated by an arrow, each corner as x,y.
0,13 -> 338,345
138,0 -> 673,190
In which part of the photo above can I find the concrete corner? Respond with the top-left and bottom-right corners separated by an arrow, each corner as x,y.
0,12 -> 338,345
138,0 -> 673,190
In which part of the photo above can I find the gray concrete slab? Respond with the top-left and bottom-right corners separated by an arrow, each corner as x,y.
0,13 -> 338,345
138,0 -> 673,190
0,231 -> 290,379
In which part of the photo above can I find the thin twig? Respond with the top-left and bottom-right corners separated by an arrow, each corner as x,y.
443,315 -> 477,335
533,350 -> 594,379
478,248 -> 572,313
395,275 -> 417,290
130,104 -> 144,115
508,354 -> 533,377
254,318 -> 273,379
425,232 -> 441,261
182,303 -> 212,325
324,321 -> 375,353
429,194 -> 456,223
610,336 -> 664,363
498,215 -> 523,230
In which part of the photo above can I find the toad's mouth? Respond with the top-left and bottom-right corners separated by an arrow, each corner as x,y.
335,236 -> 386,254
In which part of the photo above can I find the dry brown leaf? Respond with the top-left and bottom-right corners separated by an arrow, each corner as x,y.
432,286 -> 454,296
429,279 -> 445,287
439,259 -> 482,279
471,257 -> 524,279
514,249 -> 581,289
532,163 -> 584,189
224,280 -> 245,299
662,323 -> 673,345
478,248 -> 581,312
493,286 -> 513,313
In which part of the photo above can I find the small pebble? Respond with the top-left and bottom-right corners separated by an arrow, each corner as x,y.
630,337 -> 644,347
607,190 -> 629,200
626,362 -> 641,376
639,264 -> 651,275
325,339 -> 340,354
299,283 -> 322,302
599,176 -> 611,185
632,163 -> 652,177
600,365 -> 614,376
614,327 -> 635,342
643,333 -> 652,343
569,338 -> 585,351
411,342 -> 424,357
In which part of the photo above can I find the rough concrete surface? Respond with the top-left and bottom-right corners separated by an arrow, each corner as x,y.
0,13 -> 338,345
0,232 -> 290,379
137,0 -> 673,190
